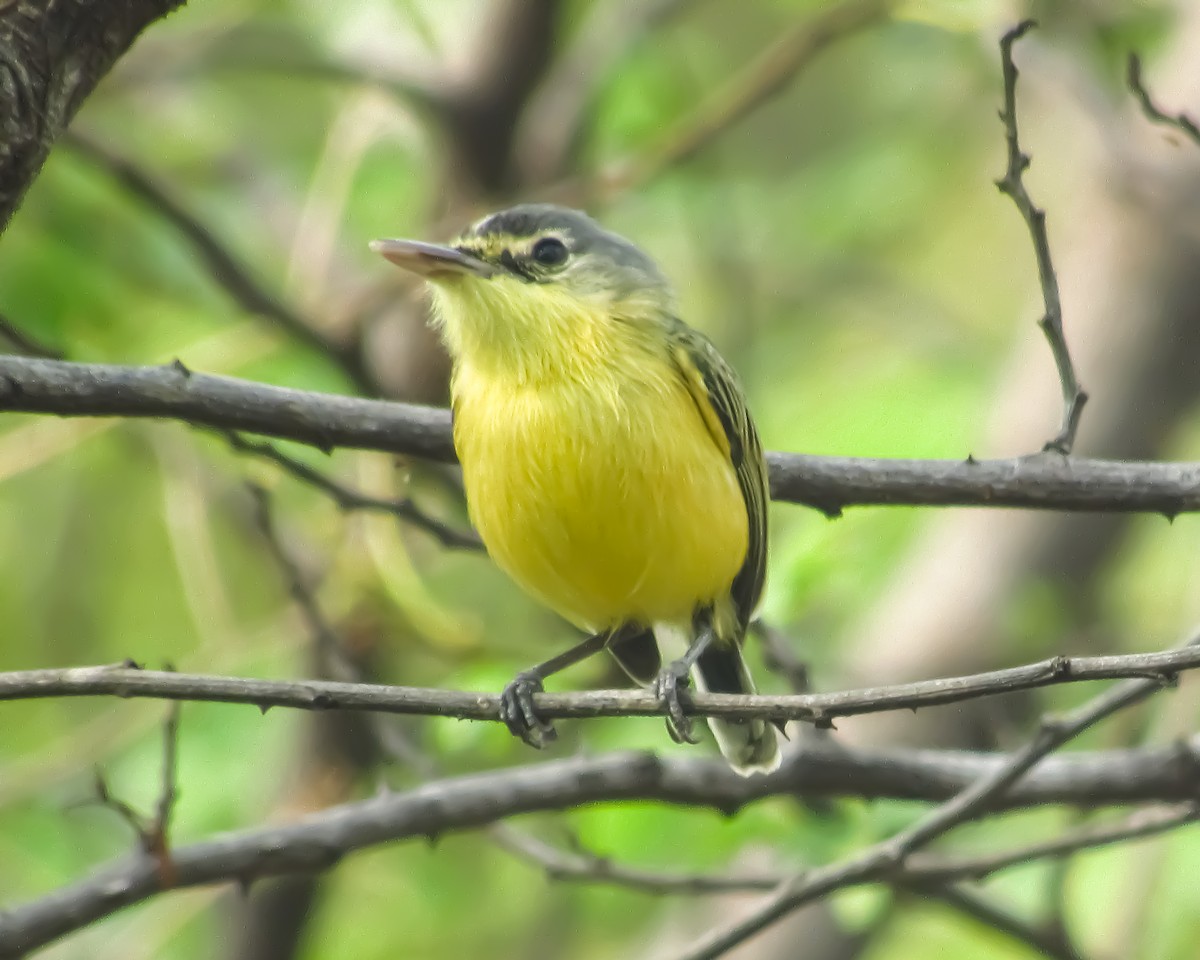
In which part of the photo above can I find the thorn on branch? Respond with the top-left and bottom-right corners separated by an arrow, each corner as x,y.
994,20 -> 1088,456
1128,53 -> 1200,148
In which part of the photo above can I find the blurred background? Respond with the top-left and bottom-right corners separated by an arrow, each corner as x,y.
2,0 -> 1200,957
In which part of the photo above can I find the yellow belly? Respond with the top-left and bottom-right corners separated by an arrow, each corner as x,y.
453,365 -> 748,632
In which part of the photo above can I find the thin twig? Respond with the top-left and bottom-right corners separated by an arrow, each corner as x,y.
1,356 -> 1198,515
497,802 -> 1200,895
595,0 -> 889,199
0,312 -> 62,360
247,484 -> 343,658
750,621 -> 810,694
881,663 -> 1175,861
669,642 -> 1192,960
514,0 -> 697,182
208,41 -> 444,111
494,826 -> 781,894
60,133 -> 374,394
249,482 -> 436,773
155,702 -> 181,853
1041,807 -> 1082,952
227,432 -> 480,550
907,803 -> 1200,883
1,646 -> 1197,724
994,21 -> 1087,455
83,703 -> 182,887
1127,53 -> 1200,148
904,884 -> 1087,960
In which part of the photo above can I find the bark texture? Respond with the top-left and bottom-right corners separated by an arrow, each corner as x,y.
0,0 -> 186,231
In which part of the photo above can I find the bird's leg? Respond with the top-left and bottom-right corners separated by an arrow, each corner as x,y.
499,630 -> 613,748
653,627 -> 714,745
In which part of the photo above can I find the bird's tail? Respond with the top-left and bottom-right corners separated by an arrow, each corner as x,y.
691,637 -> 781,776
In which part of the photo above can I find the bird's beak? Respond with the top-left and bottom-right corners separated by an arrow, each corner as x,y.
369,239 -> 496,280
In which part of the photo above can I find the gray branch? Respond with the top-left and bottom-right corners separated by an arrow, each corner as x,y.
0,356 -> 1198,515
995,21 -> 1086,454
498,803 -> 1198,896
3,742 -> 1200,957
3,646 -> 1199,724
671,652 -> 1182,959
1128,53 -> 1200,148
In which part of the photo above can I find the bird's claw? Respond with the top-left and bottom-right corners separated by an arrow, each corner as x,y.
654,659 -> 700,745
499,672 -> 557,748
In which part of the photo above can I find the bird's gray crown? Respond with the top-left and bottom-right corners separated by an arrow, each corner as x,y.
464,204 -> 667,285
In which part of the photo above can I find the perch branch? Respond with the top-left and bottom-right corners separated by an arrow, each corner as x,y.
1,646 -> 1198,725
0,356 -> 1197,515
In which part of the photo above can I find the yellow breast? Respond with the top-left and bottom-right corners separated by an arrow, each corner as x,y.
452,360 -> 748,633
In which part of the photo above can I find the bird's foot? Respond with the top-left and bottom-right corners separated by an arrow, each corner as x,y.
499,671 -> 557,748
653,659 -> 700,745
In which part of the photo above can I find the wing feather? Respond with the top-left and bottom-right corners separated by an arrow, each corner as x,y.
669,324 -> 768,630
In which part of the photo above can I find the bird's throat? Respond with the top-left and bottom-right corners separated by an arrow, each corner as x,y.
431,276 -> 641,386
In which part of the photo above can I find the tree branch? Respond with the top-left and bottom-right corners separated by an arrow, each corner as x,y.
2,744 -> 1197,957
86,703 -> 182,888
2,646 -> 1198,726
1,356 -> 1198,515
671,655 -> 1180,959
598,0 -> 890,198
228,432 -> 481,550
994,21 -> 1087,455
514,0 -> 695,184
0,355 -> 456,461
904,884 -> 1087,960
0,311 -> 62,360
0,0 -> 188,232
62,132 -> 374,393
906,803 -> 1200,883
496,802 -> 1199,896
1127,53 -> 1200,148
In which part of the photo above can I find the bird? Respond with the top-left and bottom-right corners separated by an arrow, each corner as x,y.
371,204 -> 779,775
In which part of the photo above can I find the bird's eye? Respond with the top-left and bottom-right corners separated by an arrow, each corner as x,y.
530,237 -> 569,267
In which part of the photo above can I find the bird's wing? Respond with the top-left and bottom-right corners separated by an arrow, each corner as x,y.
669,324 -> 769,629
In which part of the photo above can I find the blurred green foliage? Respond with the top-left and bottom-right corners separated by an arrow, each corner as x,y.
2,1 -> 1198,959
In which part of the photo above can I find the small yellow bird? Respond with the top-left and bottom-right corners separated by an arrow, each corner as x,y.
372,204 -> 779,774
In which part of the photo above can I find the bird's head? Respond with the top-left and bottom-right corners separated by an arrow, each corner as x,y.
371,204 -> 675,378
